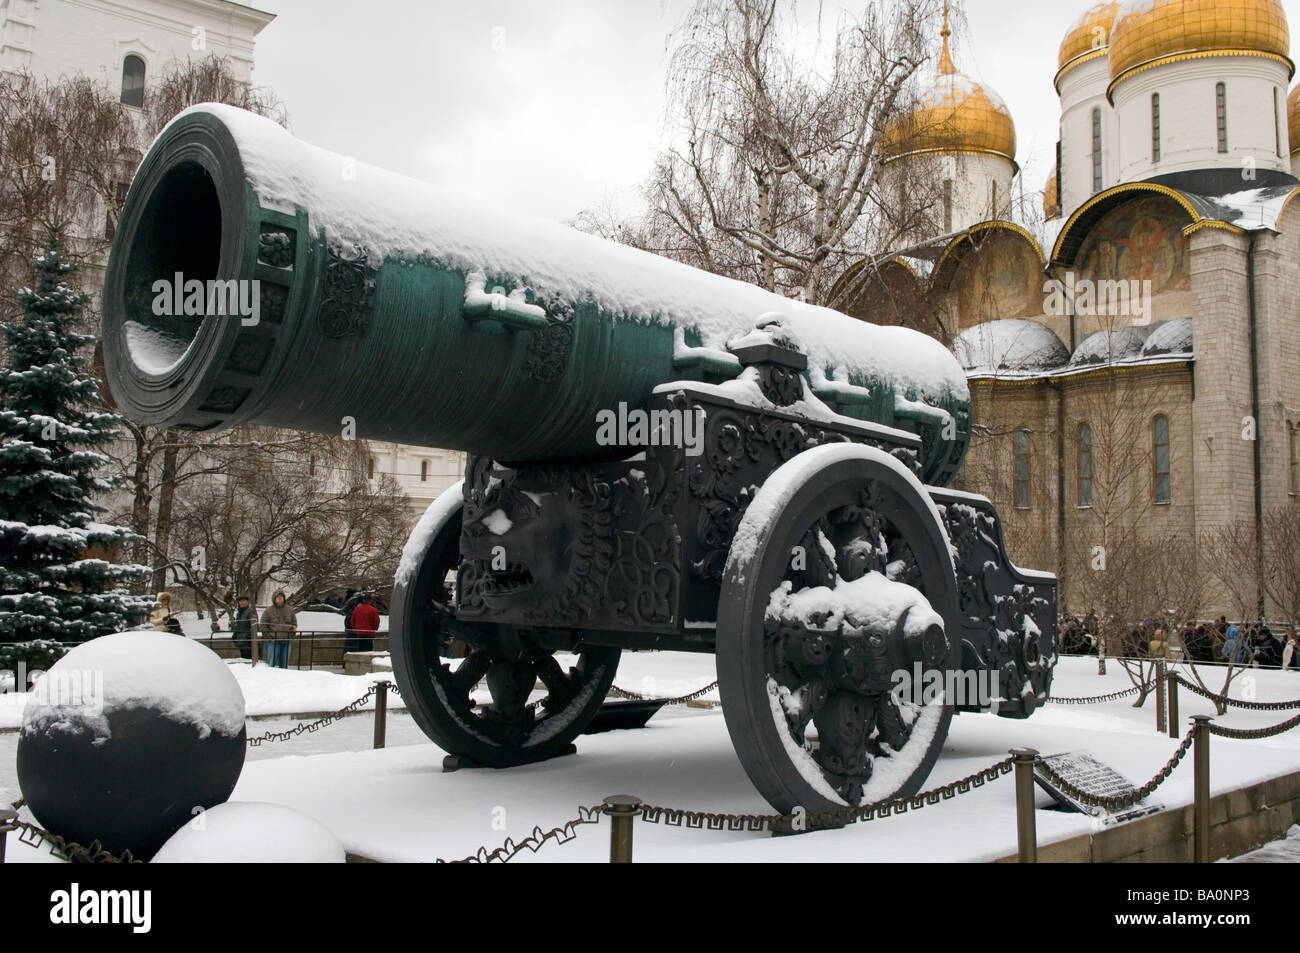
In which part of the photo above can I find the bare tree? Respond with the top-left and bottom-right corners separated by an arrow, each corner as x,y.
627,0 -> 948,303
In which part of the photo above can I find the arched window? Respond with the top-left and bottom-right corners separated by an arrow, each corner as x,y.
990,180 -> 998,216
1153,415 -> 1170,503
1216,82 -> 1228,153
1091,108 -> 1102,193
1014,430 -> 1030,508
420,459 -> 429,482
367,457 -> 376,480
1151,93 -> 1160,162
1289,423 -> 1298,494
1275,87 -> 1283,158
1078,424 -> 1092,507
942,179 -> 953,232
120,55 -> 145,108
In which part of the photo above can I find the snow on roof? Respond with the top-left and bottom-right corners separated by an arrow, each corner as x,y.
167,104 -> 968,405
1206,186 -> 1299,231
951,319 -> 1069,374
1140,317 -> 1193,357
1069,324 -> 1151,366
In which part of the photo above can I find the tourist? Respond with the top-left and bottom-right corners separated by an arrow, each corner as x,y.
342,588 -> 361,653
260,590 -> 297,669
1221,623 -> 1250,666
1283,628 -> 1299,672
231,595 -> 257,661
1148,622 -> 1169,660
1253,624 -> 1283,668
149,592 -> 183,634
351,592 -> 381,652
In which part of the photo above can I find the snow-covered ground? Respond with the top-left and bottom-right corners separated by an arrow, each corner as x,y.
4,654 -> 1299,862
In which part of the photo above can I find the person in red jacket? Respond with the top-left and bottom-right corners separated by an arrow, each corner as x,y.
351,592 -> 381,652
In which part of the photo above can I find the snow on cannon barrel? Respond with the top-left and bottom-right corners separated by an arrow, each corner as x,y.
100,103 -> 967,483
101,104 -> 1057,822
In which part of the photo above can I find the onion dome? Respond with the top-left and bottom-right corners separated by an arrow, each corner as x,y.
879,10 -> 1017,164
1043,171 -> 1060,221
1289,84 -> 1300,156
1109,0 -> 1292,89
1057,2 -> 1121,87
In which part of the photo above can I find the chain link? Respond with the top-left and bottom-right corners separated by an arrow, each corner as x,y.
435,805 -> 605,863
6,799 -> 141,863
246,681 -> 395,747
1171,673 -> 1300,712
1034,729 -> 1196,811
1046,682 -> 1153,705
638,756 -> 1015,833
1205,712 -> 1300,740
607,679 -> 720,706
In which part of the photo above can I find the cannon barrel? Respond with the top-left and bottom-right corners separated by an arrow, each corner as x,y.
103,104 -> 970,479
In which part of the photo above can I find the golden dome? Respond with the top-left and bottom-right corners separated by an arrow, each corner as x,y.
1043,171 -> 1060,220
879,18 -> 1017,163
1058,2 -> 1121,78
1109,0 -> 1292,88
1289,85 -> 1300,156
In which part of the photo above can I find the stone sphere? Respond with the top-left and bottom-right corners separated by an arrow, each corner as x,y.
17,632 -> 246,860
152,801 -> 345,863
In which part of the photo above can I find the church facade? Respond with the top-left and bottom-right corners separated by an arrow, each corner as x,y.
833,0 -> 1300,624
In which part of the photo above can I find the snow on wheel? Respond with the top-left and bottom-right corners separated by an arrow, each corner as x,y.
389,483 -> 620,767
716,444 -> 960,817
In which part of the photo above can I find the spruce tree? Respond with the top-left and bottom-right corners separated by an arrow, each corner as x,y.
0,235 -> 152,641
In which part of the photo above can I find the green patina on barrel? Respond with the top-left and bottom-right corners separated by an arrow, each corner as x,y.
102,105 -> 970,483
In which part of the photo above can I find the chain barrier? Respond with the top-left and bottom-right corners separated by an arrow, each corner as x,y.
1171,673 -> 1300,712
6,799 -> 140,864
1205,711 -> 1300,740
607,679 -> 720,706
1034,729 -> 1197,811
437,805 -> 605,863
1046,681 -> 1153,705
638,756 -> 1015,833
246,682 -> 394,747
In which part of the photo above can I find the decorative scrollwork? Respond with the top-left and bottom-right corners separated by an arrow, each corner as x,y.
318,246 -> 377,339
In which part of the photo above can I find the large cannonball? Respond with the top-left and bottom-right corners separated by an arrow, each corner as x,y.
17,632 -> 246,860
152,802 -> 345,863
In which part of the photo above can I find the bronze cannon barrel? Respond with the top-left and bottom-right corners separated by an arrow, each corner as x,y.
102,104 -> 969,479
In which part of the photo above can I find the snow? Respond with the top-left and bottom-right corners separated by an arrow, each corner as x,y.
123,320 -> 188,375
19,632 -> 244,742
151,802 -> 345,863
1069,324 -> 1151,365
1140,317 -> 1193,357
952,319 -> 1070,374
165,104 -> 968,406
395,480 -> 464,588
1210,185 -> 1300,230
766,571 -> 943,638
481,509 -> 512,535
5,655 -> 1300,862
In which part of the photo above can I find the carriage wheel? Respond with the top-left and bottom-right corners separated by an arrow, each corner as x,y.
717,444 -> 960,817
390,483 -> 621,766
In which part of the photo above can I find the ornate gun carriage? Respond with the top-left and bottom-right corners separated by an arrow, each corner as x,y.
103,105 -> 1057,816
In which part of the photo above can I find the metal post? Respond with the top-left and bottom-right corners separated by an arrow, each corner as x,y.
373,680 -> 388,750
1193,715 -> 1212,863
602,795 -> 643,863
1155,659 -> 1167,734
1167,670 -> 1180,739
0,809 -> 15,863
1010,748 -> 1038,863
251,629 -> 259,668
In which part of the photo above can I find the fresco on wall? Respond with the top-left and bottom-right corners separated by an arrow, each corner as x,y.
952,231 -> 1043,327
1075,197 -> 1189,295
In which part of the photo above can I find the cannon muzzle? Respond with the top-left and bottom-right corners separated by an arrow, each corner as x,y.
103,104 -> 969,477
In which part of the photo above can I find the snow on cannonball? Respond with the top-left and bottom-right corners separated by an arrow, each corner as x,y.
16,632 -> 246,860
152,802 -> 345,863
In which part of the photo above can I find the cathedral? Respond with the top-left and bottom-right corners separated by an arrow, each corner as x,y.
833,0 -> 1300,622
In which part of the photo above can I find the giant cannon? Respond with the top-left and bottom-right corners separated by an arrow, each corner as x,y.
103,104 -> 1057,817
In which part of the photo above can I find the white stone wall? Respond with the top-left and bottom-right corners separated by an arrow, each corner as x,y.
0,0 -> 272,85
363,443 -> 465,518
1112,56 -> 1292,185
879,150 -> 1016,241
1057,55 -> 1119,218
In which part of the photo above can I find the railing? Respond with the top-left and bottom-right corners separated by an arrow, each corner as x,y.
195,630 -> 391,671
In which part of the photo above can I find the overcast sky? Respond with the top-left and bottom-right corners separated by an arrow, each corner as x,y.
250,0 -> 1300,224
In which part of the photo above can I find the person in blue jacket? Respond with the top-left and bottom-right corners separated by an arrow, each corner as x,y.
1220,624 -> 1251,665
